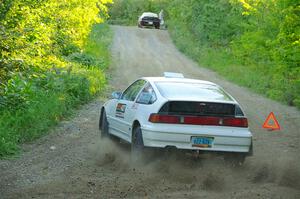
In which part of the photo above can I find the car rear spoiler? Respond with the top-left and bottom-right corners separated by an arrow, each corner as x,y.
164,72 -> 184,78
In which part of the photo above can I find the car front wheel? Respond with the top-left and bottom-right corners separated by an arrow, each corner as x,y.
131,126 -> 144,161
100,110 -> 109,138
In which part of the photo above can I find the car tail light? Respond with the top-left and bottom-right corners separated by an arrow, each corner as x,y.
223,117 -> 248,127
149,114 -> 179,124
148,114 -> 248,128
184,116 -> 219,125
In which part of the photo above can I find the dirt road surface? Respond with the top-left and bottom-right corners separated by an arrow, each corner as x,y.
1,26 -> 300,199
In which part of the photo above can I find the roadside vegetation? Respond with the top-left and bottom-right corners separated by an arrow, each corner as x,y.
109,0 -> 300,109
0,0 -> 113,157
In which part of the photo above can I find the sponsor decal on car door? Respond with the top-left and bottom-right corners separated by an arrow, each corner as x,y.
113,100 -> 135,140
115,103 -> 127,118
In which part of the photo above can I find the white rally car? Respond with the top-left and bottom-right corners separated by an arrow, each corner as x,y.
99,73 -> 253,163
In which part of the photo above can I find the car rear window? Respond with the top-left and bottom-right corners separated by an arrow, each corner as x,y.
142,16 -> 159,21
159,101 -> 236,117
155,82 -> 234,102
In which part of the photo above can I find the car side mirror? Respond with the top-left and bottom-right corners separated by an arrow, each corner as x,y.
111,91 -> 122,99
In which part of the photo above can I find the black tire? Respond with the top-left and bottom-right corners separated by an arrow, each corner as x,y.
131,126 -> 144,161
100,110 -> 109,138
224,153 -> 246,167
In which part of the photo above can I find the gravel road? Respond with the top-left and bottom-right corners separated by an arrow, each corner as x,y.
1,26 -> 300,199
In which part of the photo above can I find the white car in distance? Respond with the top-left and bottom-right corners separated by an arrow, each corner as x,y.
99,72 -> 253,164
138,12 -> 160,29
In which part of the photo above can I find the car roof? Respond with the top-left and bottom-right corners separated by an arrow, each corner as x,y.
143,76 -> 217,86
142,76 -> 237,103
141,12 -> 158,18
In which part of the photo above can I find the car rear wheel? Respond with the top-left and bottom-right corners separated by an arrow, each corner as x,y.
131,126 -> 144,161
100,110 -> 109,138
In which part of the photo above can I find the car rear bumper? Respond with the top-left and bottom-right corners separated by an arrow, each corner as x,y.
141,124 -> 253,154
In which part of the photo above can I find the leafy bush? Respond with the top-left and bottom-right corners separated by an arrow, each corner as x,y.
67,53 -> 98,67
0,0 -> 113,157
107,0 -> 167,25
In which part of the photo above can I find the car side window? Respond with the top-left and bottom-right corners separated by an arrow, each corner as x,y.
136,83 -> 157,104
121,80 -> 147,101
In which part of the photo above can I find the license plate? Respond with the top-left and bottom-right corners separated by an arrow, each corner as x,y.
148,21 -> 153,25
191,137 -> 214,148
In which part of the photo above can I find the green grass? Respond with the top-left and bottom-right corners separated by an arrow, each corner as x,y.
167,19 -> 299,108
0,23 -> 113,157
85,24 -> 112,70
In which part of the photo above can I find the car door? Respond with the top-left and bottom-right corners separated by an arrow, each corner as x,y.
112,79 -> 147,142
